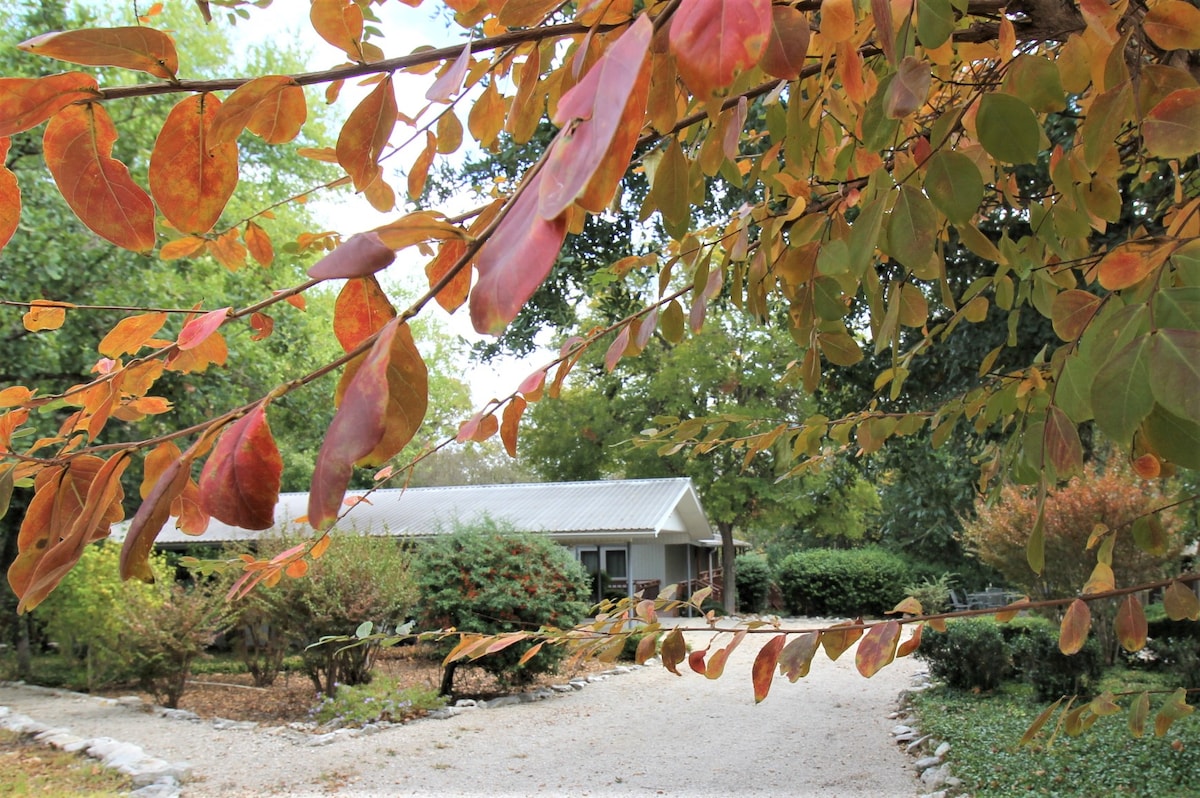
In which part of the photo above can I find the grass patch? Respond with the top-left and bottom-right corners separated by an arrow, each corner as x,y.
910,679 -> 1200,797
0,729 -> 132,797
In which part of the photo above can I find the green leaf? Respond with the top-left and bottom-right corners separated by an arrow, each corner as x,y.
1132,514 -> 1169,556
924,151 -> 984,225
847,198 -> 886,278
355,620 -> 373,639
1002,54 -> 1066,113
1054,357 -> 1094,422
916,0 -> 954,48
1090,335 -> 1153,444
1142,403 -> 1200,469
1152,287 -> 1200,330
1143,88 -> 1200,160
976,93 -> 1041,164
1148,329 -> 1200,422
1027,512 -> 1045,575
887,185 -> 939,271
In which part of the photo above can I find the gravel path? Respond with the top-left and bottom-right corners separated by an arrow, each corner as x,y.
1,619 -> 925,797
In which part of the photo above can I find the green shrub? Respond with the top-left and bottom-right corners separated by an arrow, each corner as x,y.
902,572 -> 957,615
1008,615 -> 1105,701
734,553 -> 773,614
916,618 -> 1011,691
309,676 -> 446,727
413,520 -> 590,695
775,547 -> 914,616
1143,603 -> 1200,689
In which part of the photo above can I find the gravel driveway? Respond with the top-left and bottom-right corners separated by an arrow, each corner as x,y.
1,619 -> 924,797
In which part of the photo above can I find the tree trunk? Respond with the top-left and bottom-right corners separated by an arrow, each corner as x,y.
439,661 -> 458,698
719,521 -> 737,614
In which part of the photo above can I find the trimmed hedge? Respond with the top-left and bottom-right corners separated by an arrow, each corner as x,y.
734,553 -> 773,614
916,618 -> 1010,691
775,547 -> 914,616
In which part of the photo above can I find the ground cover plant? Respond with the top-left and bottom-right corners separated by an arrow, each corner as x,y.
0,728 -> 132,798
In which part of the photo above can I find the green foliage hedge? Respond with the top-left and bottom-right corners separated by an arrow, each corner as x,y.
734,553 -> 773,614
916,618 -> 1010,691
775,547 -> 913,616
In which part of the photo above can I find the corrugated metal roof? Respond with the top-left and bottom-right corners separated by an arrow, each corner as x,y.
152,477 -> 715,548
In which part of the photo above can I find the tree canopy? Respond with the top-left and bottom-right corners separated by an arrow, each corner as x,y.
0,0 -> 1198,711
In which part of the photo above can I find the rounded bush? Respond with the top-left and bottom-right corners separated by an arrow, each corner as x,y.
916,618 -> 1011,691
1008,615 -> 1104,701
414,522 -> 590,693
734,553 -> 773,613
775,547 -> 914,617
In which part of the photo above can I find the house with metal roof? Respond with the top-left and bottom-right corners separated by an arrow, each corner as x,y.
153,477 -> 727,604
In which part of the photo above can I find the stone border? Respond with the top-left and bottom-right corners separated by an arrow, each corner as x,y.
888,669 -> 967,798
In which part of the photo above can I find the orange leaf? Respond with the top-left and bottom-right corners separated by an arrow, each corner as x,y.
0,138 -> 17,254
333,275 -> 397,353
22,300 -> 68,332
778,631 -> 819,681
1050,289 -> 1102,341
310,0 -> 366,62
1142,88 -> 1200,161
888,597 -> 923,615
98,312 -> 167,357
500,396 -> 526,457
177,307 -> 230,351
821,620 -> 864,661
149,94 -> 238,235
19,26 -> 179,79
668,0 -> 772,99
820,0 -> 857,42
426,238 -> 470,313
309,232 -> 396,280
1143,1 -> 1200,51
285,558 -> 309,579
43,103 -> 155,253
250,312 -> 274,341
160,236 -> 208,261
1115,594 -> 1148,653
209,75 -> 306,146
198,405 -> 283,530
0,73 -> 98,137
1059,598 -> 1092,655
165,325 -> 227,374
855,620 -> 901,677
688,647 -> 708,674
897,623 -> 924,657
660,627 -> 686,675
0,387 -> 33,410
244,221 -> 274,267
336,75 -> 396,192
308,319 -> 428,530
207,229 -> 248,270
704,630 -> 746,679
407,130 -> 437,201
1096,242 -> 1172,291
122,442 -> 196,581
752,633 -> 787,702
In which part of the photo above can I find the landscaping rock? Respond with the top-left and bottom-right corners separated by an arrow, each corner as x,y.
210,718 -> 257,731
920,763 -> 950,789
891,724 -> 915,736
913,755 -> 942,772
935,741 -> 951,758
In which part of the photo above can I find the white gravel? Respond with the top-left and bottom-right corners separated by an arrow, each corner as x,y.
1,618 -> 925,797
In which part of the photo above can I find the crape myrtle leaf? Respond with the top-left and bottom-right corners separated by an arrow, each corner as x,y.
821,620 -> 864,661
207,229 -> 247,270
470,168 -> 569,335
923,151 -> 984,226
22,300 -> 68,332
1096,243 -> 1172,291
1143,1 -> 1200,50
975,93 -> 1040,164
122,438 -> 206,582
635,630 -> 660,665
778,631 -> 819,681
426,40 -> 472,103
1050,289 -> 1102,342
1142,89 -> 1200,160
497,0 -> 561,26
887,185 -> 938,271
407,130 -> 437,201
539,14 -> 652,219
98,312 -> 167,357
244,221 -> 273,267
760,5 -> 809,80
160,235 -> 207,261
177,307 -> 229,351
517,640 -> 545,666
1148,329 -> 1200,422
1091,334 -> 1153,444
373,210 -> 469,250
309,319 -> 427,530
1028,511 -> 1044,574
500,396 -> 526,457
0,73 -> 98,137
1115,594 -> 1148,653
884,57 -> 931,119
821,0 -> 857,42
753,634 -> 787,703
468,80 -> 505,148
336,75 -> 396,192
426,238 -> 470,313
706,629 -> 746,679
916,0 -> 954,49
1020,697 -> 1064,745
17,452 -> 129,612
855,620 -> 901,677
198,404 -> 283,530
1002,54 -> 1066,114
688,647 -> 709,674
1163,579 -> 1200,621
889,597 -> 923,615
660,627 -> 686,675
19,27 -> 178,79
1142,404 -> 1200,470
897,623 -> 923,657
249,312 -> 273,342
1129,691 -> 1150,738
1059,598 -> 1091,655
310,0 -> 365,62
44,103 -> 155,253
443,634 -> 483,666
209,75 -> 306,146
0,138 -> 16,253
334,275 -> 396,354
995,597 -> 1031,623
1154,688 -> 1193,737
1044,405 -> 1083,478
150,94 -> 238,235
308,232 -> 396,280
668,0 -> 772,99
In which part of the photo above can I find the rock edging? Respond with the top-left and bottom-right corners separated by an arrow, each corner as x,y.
890,669 -> 967,798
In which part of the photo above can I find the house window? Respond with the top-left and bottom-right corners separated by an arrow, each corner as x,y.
577,547 -> 627,579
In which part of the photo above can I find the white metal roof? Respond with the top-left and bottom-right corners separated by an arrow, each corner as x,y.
152,477 -> 716,549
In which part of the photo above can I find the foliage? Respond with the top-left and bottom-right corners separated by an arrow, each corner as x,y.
118,581 -> 233,708
734,553 -> 773,614
1144,602 -> 1200,689
309,676 -> 446,728
911,683 -> 1200,798
916,618 -> 1011,691
413,521 -> 590,694
902,572 -> 957,616
775,547 -> 914,617
1007,615 -> 1105,702
31,542 -> 170,690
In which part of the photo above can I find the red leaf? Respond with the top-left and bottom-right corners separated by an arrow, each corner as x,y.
753,634 -> 787,702
122,443 -> 198,582
43,103 -> 155,253
333,276 -> 397,353
309,320 -> 427,530
149,94 -> 238,234
308,232 -> 396,281
250,312 -> 273,341
668,0 -> 772,99
855,620 -> 901,677
426,40 -> 473,103
209,75 -> 306,146
336,75 -> 396,192
760,5 -> 810,79
19,27 -> 179,79
688,647 -> 708,675
470,168 -> 569,335
1059,598 -> 1092,655
177,307 -> 230,351
1115,594 -> 1148,653
198,405 -> 283,530
539,15 -> 652,219
897,623 -> 924,658
0,73 -> 98,137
